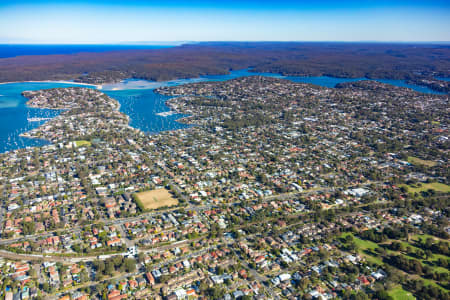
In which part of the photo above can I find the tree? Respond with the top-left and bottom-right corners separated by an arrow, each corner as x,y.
95,283 -> 104,295
216,266 -> 224,275
42,282 -> 51,293
22,221 -> 35,235
353,291 -> 370,300
72,243 -> 82,253
206,286 -> 226,299
124,258 -> 136,273
80,269 -> 89,283
105,262 -> 115,276
374,290 -> 393,300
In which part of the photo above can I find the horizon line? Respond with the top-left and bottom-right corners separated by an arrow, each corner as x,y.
0,40 -> 450,45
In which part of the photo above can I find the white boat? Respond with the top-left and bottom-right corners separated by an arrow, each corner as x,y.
27,117 -> 51,122
156,111 -> 176,117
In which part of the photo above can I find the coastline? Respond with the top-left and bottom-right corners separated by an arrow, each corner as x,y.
1,83 -> 171,153
2,71 -> 445,153
163,97 -> 195,125
15,88 -> 126,150
0,71 -> 446,95
0,80 -> 102,89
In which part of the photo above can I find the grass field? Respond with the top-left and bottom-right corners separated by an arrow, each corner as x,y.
403,182 -> 450,194
393,237 -> 450,274
354,236 -> 379,250
407,156 -> 437,167
74,140 -> 92,147
135,188 -> 178,210
340,233 -> 449,292
412,234 -> 447,243
341,232 -> 379,250
340,232 -> 383,264
388,286 -> 416,300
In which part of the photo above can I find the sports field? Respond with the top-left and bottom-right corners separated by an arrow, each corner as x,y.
135,188 -> 178,210
403,182 -> 450,194
407,156 -> 437,167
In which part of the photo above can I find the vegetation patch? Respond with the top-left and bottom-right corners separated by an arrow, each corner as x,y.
340,232 -> 383,265
74,140 -> 92,147
344,231 -> 449,292
403,182 -> 450,194
341,232 -> 379,250
388,286 -> 416,300
135,188 -> 178,210
407,156 -> 437,167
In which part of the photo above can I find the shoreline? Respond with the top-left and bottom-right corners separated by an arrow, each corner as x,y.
1,80 -> 196,153
1,85 -> 183,153
0,73 -> 446,95
163,97 -> 196,125
12,89 -> 124,152
0,80 -> 102,89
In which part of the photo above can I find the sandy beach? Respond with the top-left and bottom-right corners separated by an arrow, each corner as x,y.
0,80 -> 102,89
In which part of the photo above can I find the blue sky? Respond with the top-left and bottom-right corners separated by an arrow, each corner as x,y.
0,0 -> 449,43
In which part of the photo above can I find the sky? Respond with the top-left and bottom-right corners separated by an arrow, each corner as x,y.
0,0 -> 449,44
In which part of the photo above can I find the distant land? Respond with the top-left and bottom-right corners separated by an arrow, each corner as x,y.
0,42 -> 449,93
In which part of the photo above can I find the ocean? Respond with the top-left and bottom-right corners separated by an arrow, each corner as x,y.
0,44 -> 173,58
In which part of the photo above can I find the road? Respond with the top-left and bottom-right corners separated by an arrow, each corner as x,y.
0,181 -> 385,263
47,245 -> 216,300
0,199 -> 391,264
233,249 -> 279,300
29,195 -> 391,299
